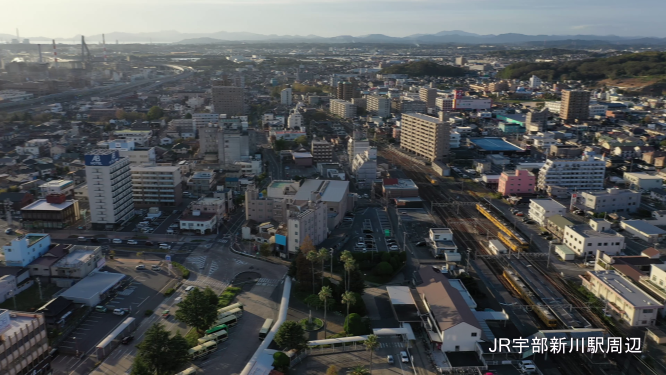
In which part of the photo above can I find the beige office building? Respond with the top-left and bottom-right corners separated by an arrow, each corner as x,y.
211,86 -> 244,116
400,113 -> 450,162
366,95 -> 391,118
131,165 -> 183,208
330,99 -> 356,119
0,310 -> 50,375
419,87 -> 437,109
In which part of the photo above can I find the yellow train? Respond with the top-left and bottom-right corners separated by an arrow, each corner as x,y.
503,269 -> 558,328
428,175 -> 439,186
476,203 -> 529,250
498,231 -> 528,252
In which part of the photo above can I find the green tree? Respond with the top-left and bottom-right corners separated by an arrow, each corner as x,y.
146,106 -> 165,121
344,259 -> 356,292
203,287 -> 219,308
306,250 -> 319,295
132,323 -> 190,375
294,135 -> 308,146
373,261 -> 393,276
175,287 -> 218,334
274,320 -> 307,350
341,290 -> 357,318
318,248 -> 329,285
364,335 -> 379,374
319,286 -> 333,339
348,267 -> 366,295
274,139 -> 288,151
115,109 -> 127,119
349,365 -> 370,375
272,351 -> 290,372
184,113 -> 192,119
344,313 -> 365,336
340,250 -> 353,291
326,364 -> 340,375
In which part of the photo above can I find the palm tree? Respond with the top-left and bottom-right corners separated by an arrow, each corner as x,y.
306,250 -> 319,294
341,291 -> 356,318
319,286 -> 332,339
318,248 -> 329,285
349,366 -> 370,375
344,259 -> 356,292
340,250 -> 353,290
364,334 -> 379,374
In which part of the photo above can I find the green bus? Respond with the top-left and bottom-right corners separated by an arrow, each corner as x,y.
217,302 -> 244,315
217,314 -> 238,327
205,324 -> 228,335
258,318 -> 274,340
218,308 -> 243,319
198,329 -> 228,345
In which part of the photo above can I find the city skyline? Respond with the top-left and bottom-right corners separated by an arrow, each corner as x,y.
3,0 -> 666,40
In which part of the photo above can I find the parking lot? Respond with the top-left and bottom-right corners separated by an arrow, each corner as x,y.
54,257 -> 176,362
344,207 -> 402,254
120,210 -> 181,235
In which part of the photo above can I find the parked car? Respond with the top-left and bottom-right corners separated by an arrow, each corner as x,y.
95,305 -> 108,313
514,212 -> 524,217
415,241 -> 426,247
4,228 -> 13,234
159,243 -> 171,250
363,229 -> 373,233
389,245 -> 399,251
151,265 -> 161,271
185,286 -> 195,292
135,264 -> 146,270
585,261 -> 596,267
127,240 -> 138,245
432,265 -> 440,273
387,355 -> 394,364
113,308 -> 126,316
400,351 -> 409,363
112,238 -> 122,244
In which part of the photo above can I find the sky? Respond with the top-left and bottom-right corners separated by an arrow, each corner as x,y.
3,0 -> 666,39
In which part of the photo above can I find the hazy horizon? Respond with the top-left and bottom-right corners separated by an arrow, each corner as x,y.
3,0 -> 666,40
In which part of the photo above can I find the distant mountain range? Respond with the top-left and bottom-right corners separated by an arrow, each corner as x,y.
2,30 -> 665,45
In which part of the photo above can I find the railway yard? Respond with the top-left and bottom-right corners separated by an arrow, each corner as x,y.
380,147 -> 659,375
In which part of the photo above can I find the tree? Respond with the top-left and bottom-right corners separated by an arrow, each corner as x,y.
109,250 -> 116,259
344,259 -> 356,292
203,287 -> 219,308
133,323 -> 190,375
184,113 -> 192,119
340,250 -> 353,291
146,106 -> 165,121
341,291 -> 356,318
306,250 -> 319,295
274,138 -> 288,151
348,267 -> 366,295
274,320 -> 307,350
344,313 -> 365,336
364,335 -> 379,374
319,286 -> 333,339
373,262 -> 393,276
318,248 -> 329,285
294,135 -> 308,146
326,364 -> 340,375
175,287 -> 218,334
272,351 -> 290,372
115,109 -> 127,119
260,243 -> 272,257
349,366 -> 370,375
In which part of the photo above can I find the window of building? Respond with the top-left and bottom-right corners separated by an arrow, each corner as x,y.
471,332 -> 477,337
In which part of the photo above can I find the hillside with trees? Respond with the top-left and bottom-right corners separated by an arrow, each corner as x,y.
487,48 -> 600,59
497,52 -> 666,81
380,61 -> 467,77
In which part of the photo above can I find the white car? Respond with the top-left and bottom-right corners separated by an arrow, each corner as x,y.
127,240 -> 138,245
159,243 -> 171,250
400,351 -> 409,363
169,223 -> 179,229
389,245 -> 399,251
112,239 -> 123,244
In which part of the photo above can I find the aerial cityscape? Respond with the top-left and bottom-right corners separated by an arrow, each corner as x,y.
2,8 -> 666,375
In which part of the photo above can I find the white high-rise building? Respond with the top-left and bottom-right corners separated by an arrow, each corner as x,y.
85,149 -> 134,230
529,75 -> 542,89
537,156 -> 606,194
366,95 -> 391,118
281,87 -> 293,105
288,111 -> 303,129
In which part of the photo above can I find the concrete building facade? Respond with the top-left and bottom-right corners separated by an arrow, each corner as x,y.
400,113 -> 450,162
211,85 -> 244,115
130,165 -> 183,208
497,170 -> 535,196
85,149 -> 134,230
366,95 -> 391,118
537,158 -> 606,194
330,99 -> 356,119
560,90 -> 590,122
579,188 -> 641,214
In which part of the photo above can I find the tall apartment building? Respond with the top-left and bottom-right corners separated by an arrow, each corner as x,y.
311,139 -> 333,163
131,165 -> 183,208
198,123 -> 219,161
0,310 -> 50,375
348,138 -> 370,163
352,148 -> 377,189
435,97 -> 454,112
287,194 -> 328,254
85,149 -> 134,230
330,99 -> 356,119
419,87 -> 437,109
560,90 -> 590,122
537,157 -> 606,194
192,113 -> 220,128
529,75 -> 542,89
400,113 -> 450,162
366,95 -> 391,118
211,85 -> 244,116
287,110 -> 303,129
280,87 -> 292,105
336,80 -> 356,101
217,126 -> 252,166
525,107 -> 549,134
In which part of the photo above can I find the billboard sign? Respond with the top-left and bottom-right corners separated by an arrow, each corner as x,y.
275,234 -> 287,246
85,151 -> 120,166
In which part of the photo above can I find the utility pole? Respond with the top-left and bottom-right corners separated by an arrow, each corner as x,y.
546,241 -> 553,270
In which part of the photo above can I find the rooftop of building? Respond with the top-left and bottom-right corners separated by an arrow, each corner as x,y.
623,172 -> 664,180
130,165 -> 180,172
51,248 -> 98,269
547,214 -> 575,228
470,138 -> 523,152
382,178 -> 418,190
430,228 -> 453,235
294,179 -> 349,203
21,199 -> 76,212
530,198 -> 566,210
570,224 -> 620,238
40,179 -> 74,188
59,272 -> 126,301
0,309 -> 44,338
180,212 -> 216,221
402,113 -> 442,123
622,220 -> 666,235
582,188 -> 639,197
586,270 -> 663,308
86,149 -> 117,156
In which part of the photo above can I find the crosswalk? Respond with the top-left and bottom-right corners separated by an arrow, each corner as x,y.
184,276 -> 229,293
379,341 -> 405,348
256,278 -> 280,287
117,287 -> 136,296
208,261 -> 219,277
234,259 -> 248,266
187,255 -> 207,270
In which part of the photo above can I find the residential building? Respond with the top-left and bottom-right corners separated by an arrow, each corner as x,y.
382,178 -> 419,199
20,194 -> 81,229
529,75 -> 542,89
0,309 -> 50,375
287,194 -> 328,254
529,199 -> 567,226
180,211 -> 218,234
234,160 -> 263,175
550,144 -> 583,158
287,111 -> 303,129
113,130 -> 152,146
579,188 -> 641,214
336,80 -> 356,101
427,228 -> 458,259
106,140 -> 157,166
589,103 -> 608,118
394,97 -> 427,113
85,149 -> 134,230
330,99 -> 356,119
0,192 -> 34,212
50,245 -> 103,281
366,95 -> 391,118
280,87 -> 292,105
15,139 -> 50,156
581,270 -> 662,326
497,170 -> 535,196
2,233 -> 51,267
217,121 -> 254,166
563,219 -> 625,258
352,148 -> 378,189
419,87 -> 437,109
537,157 -> 606,194
525,108 -> 549,134
400,113 -> 450,162
190,196 -> 228,221
417,266 -> 482,352
620,220 -> 666,244
211,85 -> 244,115
348,138 -> 370,163
311,139 -> 333,163
623,172 -> 664,191
35,296 -> 76,329
38,179 -> 75,198
545,215 -> 575,239
560,90 -> 590,122
436,97 -> 455,112
188,171 -> 216,195
130,165 -> 183,208
449,131 -> 460,149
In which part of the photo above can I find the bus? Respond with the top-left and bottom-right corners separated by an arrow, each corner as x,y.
175,367 -> 198,375
218,308 -> 243,319
217,314 -> 238,327
188,343 -> 214,360
205,324 -> 228,335
198,329 -> 228,345
258,318 -> 274,340
217,303 -> 244,315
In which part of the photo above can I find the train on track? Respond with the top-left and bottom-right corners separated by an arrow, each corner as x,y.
503,269 -> 558,328
476,203 -> 528,251
427,175 -> 439,185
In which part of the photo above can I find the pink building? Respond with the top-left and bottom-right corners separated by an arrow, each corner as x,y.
498,170 -> 535,196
